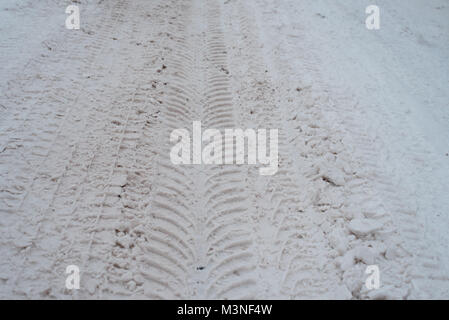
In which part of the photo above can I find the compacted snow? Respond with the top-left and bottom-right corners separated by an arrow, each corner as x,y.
0,0 -> 448,299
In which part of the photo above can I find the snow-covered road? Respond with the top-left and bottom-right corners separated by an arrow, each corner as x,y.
0,0 -> 448,299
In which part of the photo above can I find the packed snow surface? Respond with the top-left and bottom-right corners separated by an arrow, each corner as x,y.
0,0 -> 448,299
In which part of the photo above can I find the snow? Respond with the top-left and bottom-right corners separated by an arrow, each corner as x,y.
0,0 -> 448,299
348,219 -> 383,237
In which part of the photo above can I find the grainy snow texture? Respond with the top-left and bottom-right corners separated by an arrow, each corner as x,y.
0,0 -> 448,299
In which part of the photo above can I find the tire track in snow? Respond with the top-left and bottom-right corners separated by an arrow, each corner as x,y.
133,0 -> 258,299
335,88 -> 449,298
246,0 -> 449,299
125,0 -> 199,299
0,0 -> 115,155
0,0 -> 129,240
48,1 -> 171,299
199,0 -> 258,299
222,0 -> 353,299
0,2 -> 150,294
4,0 -> 438,300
